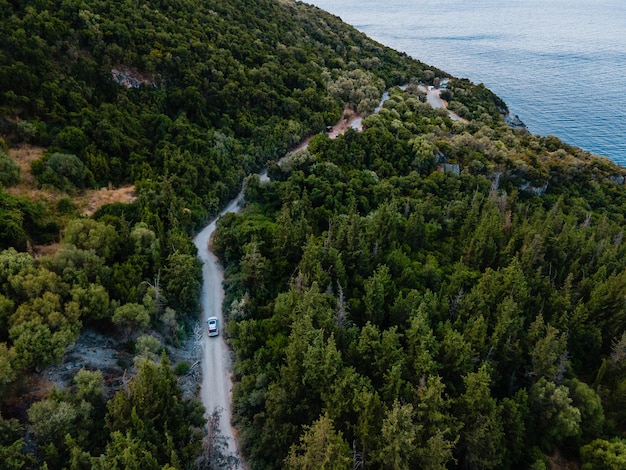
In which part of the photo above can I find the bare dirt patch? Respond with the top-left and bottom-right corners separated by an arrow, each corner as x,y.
79,185 -> 137,217
5,144 -> 56,203
31,242 -> 63,258
288,105 -> 362,154
5,143 -> 137,216
9,142 -> 44,183
327,105 -> 362,138
42,329 -> 126,393
40,326 -> 203,402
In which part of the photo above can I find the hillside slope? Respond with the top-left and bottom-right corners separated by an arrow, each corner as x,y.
216,87 -> 626,468
0,1 -> 445,468
2,0 -> 626,469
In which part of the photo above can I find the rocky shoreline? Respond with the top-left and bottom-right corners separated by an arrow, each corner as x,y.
505,112 -> 527,129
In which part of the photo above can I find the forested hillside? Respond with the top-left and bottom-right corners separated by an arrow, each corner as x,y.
0,0 -> 436,467
214,88 -> 626,468
2,0 -> 626,468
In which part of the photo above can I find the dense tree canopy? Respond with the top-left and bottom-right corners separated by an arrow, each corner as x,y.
214,86 -> 626,468
0,0 -> 440,467
2,0 -> 626,468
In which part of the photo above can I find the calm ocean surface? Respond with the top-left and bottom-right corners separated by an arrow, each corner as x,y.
307,0 -> 626,165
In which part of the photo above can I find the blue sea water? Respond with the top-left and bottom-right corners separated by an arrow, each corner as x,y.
307,0 -> 626,165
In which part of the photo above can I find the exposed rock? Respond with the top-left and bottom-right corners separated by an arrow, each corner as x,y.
443,163 -> 461,176
39,327 -> 199,400
111,67 -> 157,89
505,113 -> 526,129
520,180 -> 548,195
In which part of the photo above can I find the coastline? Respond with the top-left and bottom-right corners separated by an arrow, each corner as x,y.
306,0 -> 626,164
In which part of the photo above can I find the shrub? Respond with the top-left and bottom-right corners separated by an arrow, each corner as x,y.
34,152 -> 89,191
56,197 -> 75,214
55,126 -> 88,156
174,361 -> 190,376
16,120 -> 48,144
0,150 -> 20,187
440,89 -> 453,102
135,335 -> 162,357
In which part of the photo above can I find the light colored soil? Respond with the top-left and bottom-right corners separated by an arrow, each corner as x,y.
3,144 -> 195,406
418,85 -> 469,123
288,105 -> 362,154
78,185 -> 137,217
3,143 -> 136,258
327,105 -> 362,138
5,144 -> 56,204
31,242 -> 63,257
5,143 -> 136,217
9,143 -> 43,183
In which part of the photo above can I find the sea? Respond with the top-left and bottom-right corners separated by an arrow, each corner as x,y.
306,0 -> 626,166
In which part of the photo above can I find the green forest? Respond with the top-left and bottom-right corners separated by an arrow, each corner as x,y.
2,0 -> 626,469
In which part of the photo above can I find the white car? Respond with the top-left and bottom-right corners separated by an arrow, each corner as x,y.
207,316 -> 219,337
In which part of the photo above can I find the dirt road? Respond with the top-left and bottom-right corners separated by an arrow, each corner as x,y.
419,84 -> 467,122
190,89 -> 396,466
193,193 -> 245,467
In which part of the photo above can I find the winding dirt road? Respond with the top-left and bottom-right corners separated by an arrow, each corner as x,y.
193,193 -> 245,467
191,86 -> 451,466
419,84 -> 467,122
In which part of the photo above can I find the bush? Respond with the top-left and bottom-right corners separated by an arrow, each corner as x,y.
440,89 -> 453,102
16,120 -> 48,144
47,153 -> 86,188
56,197 -> 75,214
174,361 -> 190,376
35,152 -> 88,191
55,126 -> 88,156
0,150 -> 20,187
135,335 -> 161,357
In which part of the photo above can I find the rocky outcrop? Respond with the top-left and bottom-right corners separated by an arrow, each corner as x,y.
111,67 -> 157,89
505,113 -> 526,129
